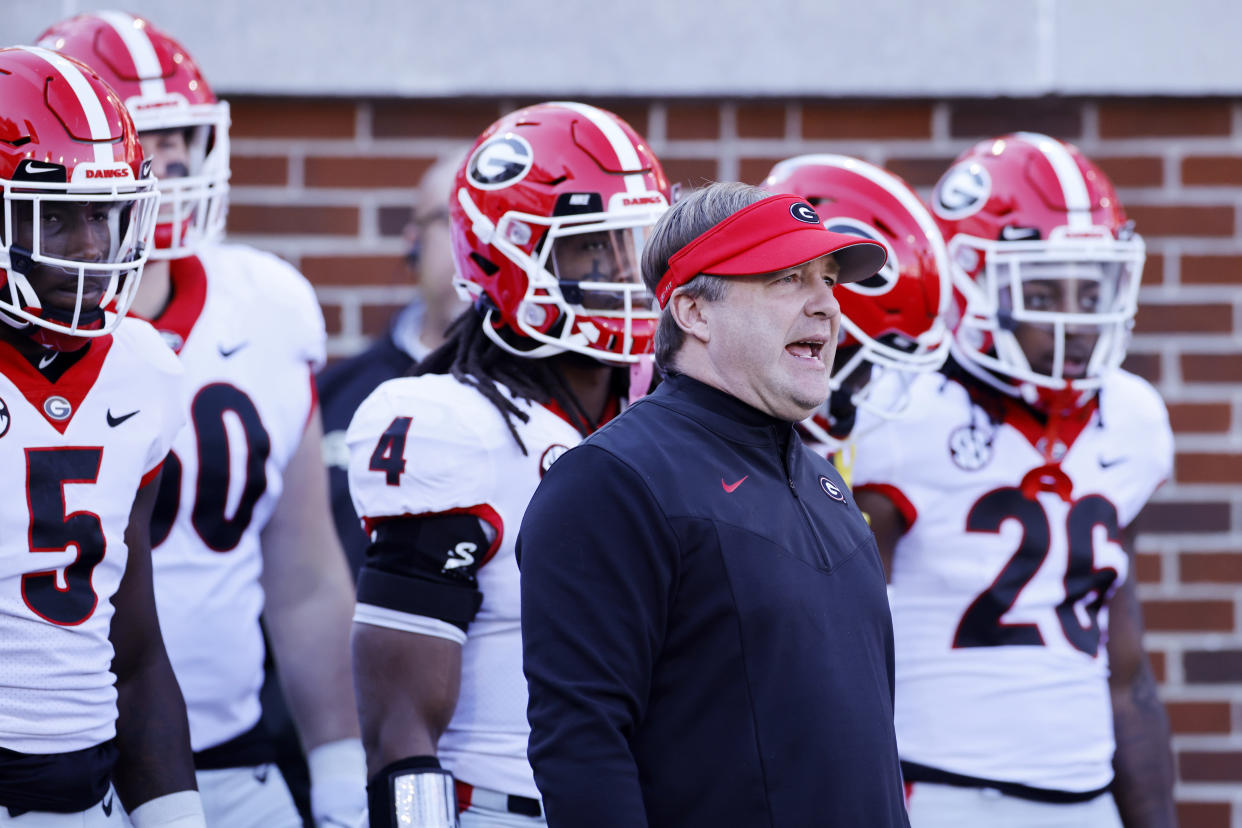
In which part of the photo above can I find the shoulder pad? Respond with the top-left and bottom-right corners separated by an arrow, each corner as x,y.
201,243 -> 326,368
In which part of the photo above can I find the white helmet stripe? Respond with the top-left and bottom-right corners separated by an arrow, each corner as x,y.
96,10 -> 168,100
783,153 -> 952,313
549,101 -> 648,194
19,46 -> 115,165
1015,131 -> 1091,229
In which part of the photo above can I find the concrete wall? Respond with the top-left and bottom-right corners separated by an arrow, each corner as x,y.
10,0 -> 1242,97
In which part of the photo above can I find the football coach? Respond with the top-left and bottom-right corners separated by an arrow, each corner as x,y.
517,182 -> 910,827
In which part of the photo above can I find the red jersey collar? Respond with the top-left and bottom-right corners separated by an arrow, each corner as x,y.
0,335 -> 114,433
134,256 -> 208,354
543,394 -> 622,433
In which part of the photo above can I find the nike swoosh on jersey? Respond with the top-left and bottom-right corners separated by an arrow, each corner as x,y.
218,341 -> 249,358
107,409 -> 139,427
722,475 -> 748,493
1098,456 -> 1128,469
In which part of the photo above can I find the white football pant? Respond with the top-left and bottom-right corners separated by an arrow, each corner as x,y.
906,782 -> 1123,828
195,765 -> 301,828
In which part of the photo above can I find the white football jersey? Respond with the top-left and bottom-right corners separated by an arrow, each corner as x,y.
143,243 -> 325,751
852,368 -> 1172,792
0,322 -> 184,754
347,373 -> 589,799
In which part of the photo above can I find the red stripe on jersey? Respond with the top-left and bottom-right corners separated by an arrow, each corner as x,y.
140,457 -> 165,489
363,504 -> 505,565
855,482 -> 918,531
0,335 -> 114,433
138,255 -> 209,352
455,780 -> 474,813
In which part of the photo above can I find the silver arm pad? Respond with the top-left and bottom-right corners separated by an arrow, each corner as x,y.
390,768 -> 460,828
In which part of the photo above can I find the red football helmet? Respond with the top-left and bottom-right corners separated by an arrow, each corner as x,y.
0,46 -> 159,351
450,102 -> 671,363
762,154 -> 951,434
39,11 -> 230,259
930,132 -> 1144,400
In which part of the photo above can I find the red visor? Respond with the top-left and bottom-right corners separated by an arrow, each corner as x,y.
655,194 -> 888,308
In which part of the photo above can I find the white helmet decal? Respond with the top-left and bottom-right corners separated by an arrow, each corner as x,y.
467,134 -> 534,190
933,162 -> 991,220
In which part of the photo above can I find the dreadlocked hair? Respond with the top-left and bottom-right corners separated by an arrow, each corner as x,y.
413,309 -> 621,455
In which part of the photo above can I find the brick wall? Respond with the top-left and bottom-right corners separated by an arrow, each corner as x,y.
228,96 -> 1242,826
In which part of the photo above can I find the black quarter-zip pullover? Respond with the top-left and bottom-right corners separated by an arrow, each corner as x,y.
518,372 -> 909,828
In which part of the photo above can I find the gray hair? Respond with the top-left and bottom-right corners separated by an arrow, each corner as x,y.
641,182 -> 770,372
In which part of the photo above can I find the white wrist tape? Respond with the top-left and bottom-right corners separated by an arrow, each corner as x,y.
308,737 -> 367,787
127,791 -> 207,828
309,737 -> 368,823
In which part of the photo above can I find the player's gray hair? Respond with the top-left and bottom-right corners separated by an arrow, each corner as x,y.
641,182 -> 770,372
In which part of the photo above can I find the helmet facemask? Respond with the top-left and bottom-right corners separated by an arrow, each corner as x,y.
135,102 -> 231,259
951,225 -> 1144,393
456,189 -> 665,364
0,177 -> 159,348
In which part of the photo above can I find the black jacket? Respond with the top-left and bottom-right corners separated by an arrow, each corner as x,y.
518,373 -> 909,828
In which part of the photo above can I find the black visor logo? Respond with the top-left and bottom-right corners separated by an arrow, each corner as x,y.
789,201 -> 821,224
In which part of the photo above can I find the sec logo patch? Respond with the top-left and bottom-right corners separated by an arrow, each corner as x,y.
949,424 -> 993,471
0,395 -> 9,438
